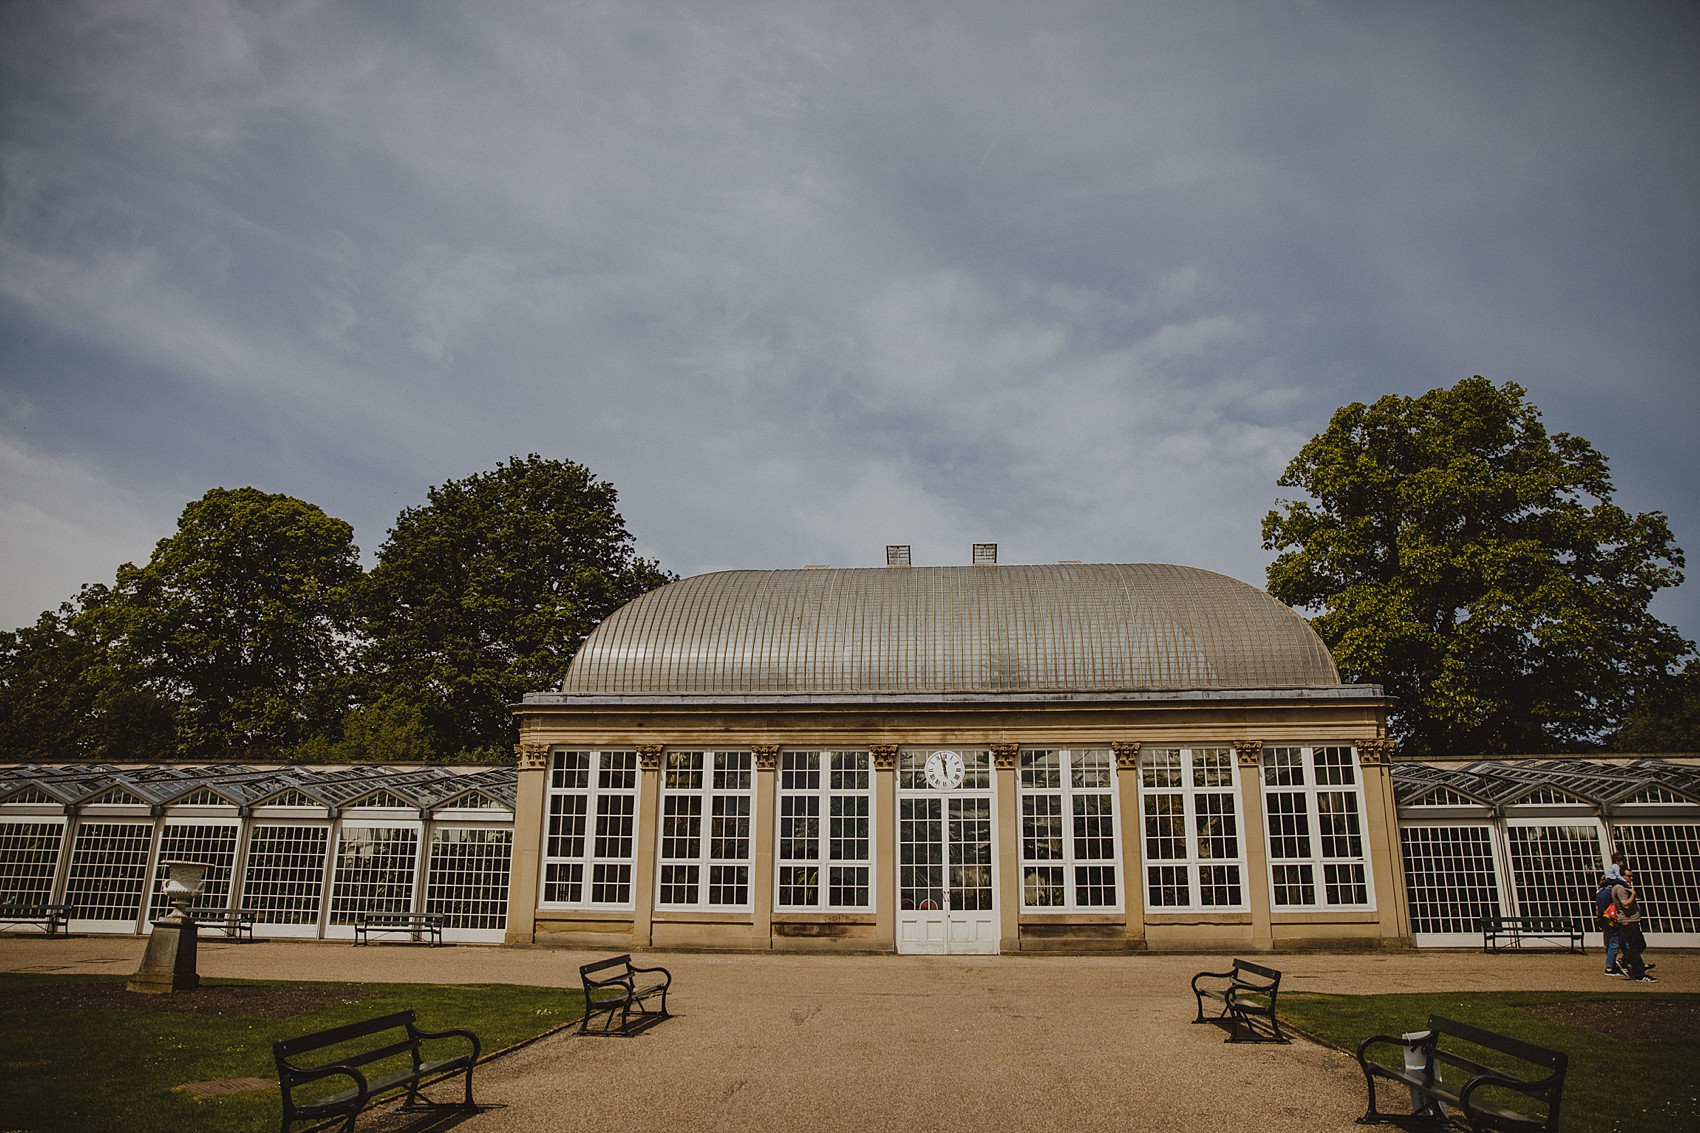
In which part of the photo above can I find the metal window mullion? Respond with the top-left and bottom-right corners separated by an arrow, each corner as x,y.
317,816 -> 340,939
136,814 -> 166,934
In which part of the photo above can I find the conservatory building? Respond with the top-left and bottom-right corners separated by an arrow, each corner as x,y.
505,560 -> 1407,954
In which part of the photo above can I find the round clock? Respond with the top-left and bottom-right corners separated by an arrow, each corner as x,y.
923,749 -> 966,791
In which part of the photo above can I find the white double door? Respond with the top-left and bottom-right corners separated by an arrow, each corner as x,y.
895,794 -> 998,954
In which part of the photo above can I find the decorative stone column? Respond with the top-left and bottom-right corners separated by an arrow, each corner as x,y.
632,745 -> 663,948
1355,738 -> 1406,944
870,745 -> 899,951
504,742 -> 550,944
1233,740 -> 1274,951
1111,741 -> 1145,949
752,745 -> 779,950
990,743 -> 1021,953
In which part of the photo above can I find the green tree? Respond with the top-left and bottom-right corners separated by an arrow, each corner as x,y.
1613,660 -> 1700,753
1263,376 -> 1691,754
0,590 -> 110,760
98,487 -> 363,758
362,454 -> 673,758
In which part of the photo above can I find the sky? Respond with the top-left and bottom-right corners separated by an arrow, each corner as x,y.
2,1 -> 1697,647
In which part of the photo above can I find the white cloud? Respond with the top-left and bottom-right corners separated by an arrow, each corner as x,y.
0,0 -> 1695,643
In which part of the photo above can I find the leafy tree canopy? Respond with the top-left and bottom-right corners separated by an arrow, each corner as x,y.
96,487 -> 363,758
1264,376 -> 1691,754
1613,659 -> 1700,753
0,588 -> 122,760
363,454 -> 674,758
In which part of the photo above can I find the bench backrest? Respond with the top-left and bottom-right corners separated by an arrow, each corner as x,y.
1230,959 -> 1281,988
1427,1014 -> 1568,1081
274,1009 -> 421,1076
581,954 -> 635,985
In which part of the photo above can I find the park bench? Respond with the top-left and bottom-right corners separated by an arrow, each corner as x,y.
1478,915 -> 1584,954
273,1007 -> 480,1133
1355,1014 -> 1567,1132
579,954 -> 673,1035
1190,958 -> 1288,1043
353,912 -> 444,946
188,907 -> 257,941
0,901 -> 69,936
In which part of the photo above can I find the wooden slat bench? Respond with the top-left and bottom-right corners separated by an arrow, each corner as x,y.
579,954 -> 673,1036
273,1008 -> 480,1133
1190,958 -> 1288,1044
188,907 -> 258,941
1478,916 -> 1584,954
353,912 -> 444,946
0,901 -> 69,936
1355,1014 -> 1567,1131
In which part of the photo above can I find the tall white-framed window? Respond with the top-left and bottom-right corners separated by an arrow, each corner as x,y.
426,826 -> 513,934
657,750 -> 753,910
328,824 -> 421,926
1613,823 -> 1700,939
1505,822 -> 1608,929
147,820 -> 241,921
64,821 -> 155,929
1138,747 -> 1246,911
0,819 -> 66,905
1400,823 -> 1500,937
1262,745 -> 1372,909
1019,748 -> 1120,910
241,823 -> 331,930
776,750 -> 873,911
541,749 -> 638,909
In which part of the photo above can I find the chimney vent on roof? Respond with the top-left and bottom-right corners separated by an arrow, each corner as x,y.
972,543 -> 998,565
886,544 -> 911,567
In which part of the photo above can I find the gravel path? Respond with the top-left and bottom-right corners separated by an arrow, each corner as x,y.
4,937 -> 1687,1133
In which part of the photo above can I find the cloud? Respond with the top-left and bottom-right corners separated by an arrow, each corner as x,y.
0,0 -> 1696,645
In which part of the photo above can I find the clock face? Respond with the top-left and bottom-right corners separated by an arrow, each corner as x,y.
923,749 -> 966,791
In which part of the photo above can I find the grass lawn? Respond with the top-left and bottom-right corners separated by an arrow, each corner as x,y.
1281,990 -> 1700,1133
0,973 -> 585,1133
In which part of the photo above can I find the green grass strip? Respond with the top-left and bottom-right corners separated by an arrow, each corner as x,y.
1281,990 -> 1700,1133
0,973 -> 585,1133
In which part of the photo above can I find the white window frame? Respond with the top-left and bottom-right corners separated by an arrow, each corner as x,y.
656,750 -> 755,912
425,823 -> 514,941
146,817 -> 241,923
325,820 -> 424,936
775,750 -> 874,912
64,819 -> 157,932
1018,748 -> 1122,912
539,748 -> 639,911
1399,820 -> 1502,944
1261,745 -> 1375,911
238,820 -> 332,937
1137,746 -> 1248,913
0,816 -> 67,907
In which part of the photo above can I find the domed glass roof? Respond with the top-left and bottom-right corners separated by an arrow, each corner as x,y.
559,563 -> 1340,696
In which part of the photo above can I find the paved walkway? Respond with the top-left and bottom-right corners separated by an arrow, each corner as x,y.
3,937 -> 1686,1133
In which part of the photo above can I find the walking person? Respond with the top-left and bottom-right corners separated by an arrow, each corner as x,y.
1597,871 -> 1624,975
1612,867 -> 1657,983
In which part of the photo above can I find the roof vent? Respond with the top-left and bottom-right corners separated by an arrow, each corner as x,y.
886,545 -> 911,567
972,543 -> 997,565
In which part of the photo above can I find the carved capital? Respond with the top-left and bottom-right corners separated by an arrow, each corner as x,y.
515,743 -> 550,772
1358,739 -> 1395,767
1110,741 -> 1142,770
1233,739 -> 1264,769
869,744 -> 899,771
637,744 -> 663,772
990,743 -> 1019,770
752,745 -> 780,772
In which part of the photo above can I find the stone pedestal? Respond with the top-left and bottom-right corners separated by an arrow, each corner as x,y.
127,918 -> 200,994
